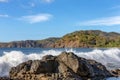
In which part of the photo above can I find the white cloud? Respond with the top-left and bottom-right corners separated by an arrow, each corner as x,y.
0,14 -> 9,18
19,14 -> 53,24
78,16 -> 120,26
42,0 -> 54,3
0,0 -> 8,2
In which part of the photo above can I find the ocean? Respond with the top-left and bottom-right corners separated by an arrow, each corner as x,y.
0,48 -> 120,80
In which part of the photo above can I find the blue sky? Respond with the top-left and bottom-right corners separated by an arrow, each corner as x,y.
0,0 -> 120,42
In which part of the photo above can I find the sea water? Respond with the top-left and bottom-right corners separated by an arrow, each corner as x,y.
0,48 -> 120,80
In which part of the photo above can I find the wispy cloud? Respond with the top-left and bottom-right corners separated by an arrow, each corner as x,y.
19,14 -> 53,24
78,16 -> 120,26
0,14 -> 9,18
41,0 -> 54,3
0,0 -> 8,2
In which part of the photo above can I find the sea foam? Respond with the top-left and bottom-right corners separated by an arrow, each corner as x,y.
75,48 -> 120,70
0,48 -> 120,77
0,50 -> 61,76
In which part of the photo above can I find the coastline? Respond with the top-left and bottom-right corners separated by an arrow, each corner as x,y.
0,30 -> 120,48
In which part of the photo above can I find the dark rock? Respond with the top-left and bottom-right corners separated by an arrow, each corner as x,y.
30,60 -> 55,74
9,52 -> 113,80
57,52 -> 112,78
42,55 -> 56,61
86,59 -> 112,77
0,77 -> 10,80
10,60 -> 32,77
57,52 -> 80,73
111,69 -> 120,76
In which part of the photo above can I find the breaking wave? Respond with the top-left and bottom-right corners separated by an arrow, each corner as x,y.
75,48 -> 120,70
0,48 -> 120,77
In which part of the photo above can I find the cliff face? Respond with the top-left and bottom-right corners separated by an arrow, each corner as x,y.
0,38 -> 60,48
0,30 -> 120,48
0,40 -> 37,48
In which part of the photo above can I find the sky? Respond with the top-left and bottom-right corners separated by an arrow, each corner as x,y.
0,0 -> 120,42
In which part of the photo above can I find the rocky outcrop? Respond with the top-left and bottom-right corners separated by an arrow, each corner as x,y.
0,77 -> 10,80
111,69 -> 120,77
9,52 -> 113,80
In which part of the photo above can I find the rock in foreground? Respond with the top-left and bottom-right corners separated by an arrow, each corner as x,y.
111,69 -> 120,77
9,52 -> 113,80
0,77 -> 10,80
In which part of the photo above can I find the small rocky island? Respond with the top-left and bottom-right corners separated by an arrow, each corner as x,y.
0,52 -> 120,80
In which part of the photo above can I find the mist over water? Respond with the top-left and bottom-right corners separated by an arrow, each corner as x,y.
0,48 -> 120,79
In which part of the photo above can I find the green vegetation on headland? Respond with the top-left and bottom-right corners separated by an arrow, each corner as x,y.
0,30 -> 120,48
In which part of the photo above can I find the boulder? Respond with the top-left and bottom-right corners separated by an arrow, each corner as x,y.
57,52 -> 112,78
9,52 -> 113,80
86,59 -> 112,77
